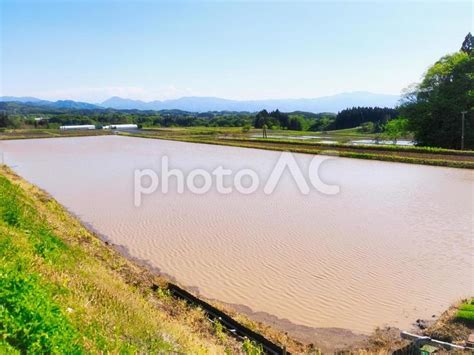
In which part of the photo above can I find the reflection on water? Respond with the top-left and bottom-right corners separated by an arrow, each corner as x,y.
351,139 -> 415,146
249,134 -> 415,146
1,136 -> 472,334
250,134 -> 323,140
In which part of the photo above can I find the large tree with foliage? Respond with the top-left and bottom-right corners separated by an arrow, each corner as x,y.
0,112 -> 8,127
384,117 -> 410,143
400,35 -> 473,149
253,109 -> 292,129
0,111 -> 20,128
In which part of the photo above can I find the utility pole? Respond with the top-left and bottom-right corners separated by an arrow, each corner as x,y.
461,111 -> 467,150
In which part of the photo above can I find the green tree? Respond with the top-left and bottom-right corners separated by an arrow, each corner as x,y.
461,32 -> 473,54
383,117 -> 410,143
359,121 -> 375,133
0,112 -> 21,128
288,116 -> 303,131
253,110 -> 270,128
400,46 -> 473,149
0,112 -> 8,127
271,109 -> 289,128
319,117 -> 332,132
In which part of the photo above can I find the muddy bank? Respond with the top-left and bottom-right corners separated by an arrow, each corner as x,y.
228,303 -> 370,353
99,235 -> 400,354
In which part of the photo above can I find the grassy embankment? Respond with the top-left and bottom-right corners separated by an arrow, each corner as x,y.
2,127 -> 474,168
121,127 -> 474,169
0,128 -> 112,140
0,165 -> 305,353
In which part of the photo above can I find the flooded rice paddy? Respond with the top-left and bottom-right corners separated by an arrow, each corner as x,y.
1,135 -> 472,334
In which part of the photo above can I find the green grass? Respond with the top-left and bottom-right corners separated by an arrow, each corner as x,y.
0,129 -> 111,141
243,137 -> 474,156
0,168 -> 235,353
140,126 -> 474,156
143,126 -> 244,135
241,338 -> 264,355
120,131 -> 474,169
455,299 -> 474,324
0,177 -> 83,352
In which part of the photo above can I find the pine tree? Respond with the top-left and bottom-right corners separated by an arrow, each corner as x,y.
461,32 -> 473,54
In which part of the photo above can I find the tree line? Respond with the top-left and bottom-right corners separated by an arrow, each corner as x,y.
0,104 -> 254,129
333,107 -> 399,131
400,33 -> 473,149
0,103 -> 336,131
0,102 -> 407,136
1,34 -> 472,149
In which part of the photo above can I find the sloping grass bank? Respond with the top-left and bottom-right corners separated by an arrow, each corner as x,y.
0,129 -> 112,140
121,132 -> 474,169
0,166 -> 270,353
245,137 -> 474,157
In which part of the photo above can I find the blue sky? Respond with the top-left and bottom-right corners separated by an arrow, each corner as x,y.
1,0 -> 472,102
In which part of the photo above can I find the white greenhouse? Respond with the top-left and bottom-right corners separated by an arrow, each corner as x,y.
59,125 -> 96,131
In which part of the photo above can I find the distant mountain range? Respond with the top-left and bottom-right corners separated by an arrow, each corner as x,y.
1,92 -> 400,113
0,97 -> 101,110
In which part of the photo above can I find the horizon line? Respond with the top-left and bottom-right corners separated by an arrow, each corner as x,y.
0,90 -> 401,104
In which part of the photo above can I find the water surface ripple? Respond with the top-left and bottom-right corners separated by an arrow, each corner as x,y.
1,136 -> 472,333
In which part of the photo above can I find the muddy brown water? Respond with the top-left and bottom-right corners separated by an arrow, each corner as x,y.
1,136 -> 472,334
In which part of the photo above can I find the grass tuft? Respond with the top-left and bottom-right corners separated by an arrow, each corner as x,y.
455,298 -> 474,325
